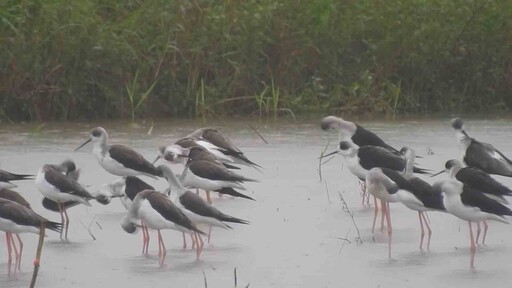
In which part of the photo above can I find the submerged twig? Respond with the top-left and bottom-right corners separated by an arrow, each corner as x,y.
203,270 -> 208,288
234,267 -> 238,287
337,191 -> 363,244
338,228 -> 352,254
147,121 -> 154,136
248,124 -> 268,144
321,156 -> 335,165
317,139 -> 331,181
80,215 -> 97,240
324,181 -> 331,204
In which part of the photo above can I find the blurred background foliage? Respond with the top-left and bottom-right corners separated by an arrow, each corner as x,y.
1,0 -> 511,121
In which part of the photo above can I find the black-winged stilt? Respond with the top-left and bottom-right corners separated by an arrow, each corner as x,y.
40,160 -> 85,212
97,176 -> 157,254
451,118 -> 512,177
0,198 -> 62,276
74,127 -> 161,178
158,165 -> 249,249
180,159 -> 257,203
186,146 -> 241,170
121,189 -> 205,266
0,188 -> 31,273
324,141 -> 430,241
432,159 -> 512,244
0,169 -> 33,189
439,179 -> 512,268
35,164 -> 95,239
367,147 -> 444,255
186,127 -> 262,169
321,116 -> 401,155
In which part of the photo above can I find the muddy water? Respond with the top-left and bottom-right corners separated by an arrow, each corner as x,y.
0,118 -> 511,287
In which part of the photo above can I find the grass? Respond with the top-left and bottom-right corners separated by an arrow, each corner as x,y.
126,68 -> 158,123
1,0 -> 512,122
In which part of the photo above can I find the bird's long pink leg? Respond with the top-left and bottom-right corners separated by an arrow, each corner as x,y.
157,230 -> 166,266
468,221 -> 476,268
380,200 -> 386,232
482,221 -> 488,245
383,200 -> 392,258
141,221 -> 147,255
194,233 -> 201,260
144,223 -> 151,255
207,226 -> 212,243
190,233 -> 196,249
63,208 -> 70,240
58,203 -> 65,240
10,234 -> 19,274
6,233 -> 12,277
156,229 -> 162,265
182,232 -> 187,249
359,181 -> 366,206
206,191 -> 212,204
15,234 -> 23,270
197,233 -> 204,258
140,222 -> 145,254
421,212 -> 432,251
372,196 -> 379,233
475,221 -> 481,245
418,212 -> 425,251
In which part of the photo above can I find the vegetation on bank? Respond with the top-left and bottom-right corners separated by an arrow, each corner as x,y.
1,0 -> 511,122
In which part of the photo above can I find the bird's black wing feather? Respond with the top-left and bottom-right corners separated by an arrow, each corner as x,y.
353,125 -> 399,154
461,186 -> 512,216
188,161 -> 256,182
456,167 -> 512,196
125,176 -> 154,200
109,145 -> 160,177
146,191 -> 203,234
465,140 -> 512,177
44,169 -> 93,199
359,146 -> 405,171
0,189 -> 30,208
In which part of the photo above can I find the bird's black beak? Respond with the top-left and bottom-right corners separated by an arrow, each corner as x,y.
177,154 -> 188,158
430,170 -> 444,178
319,150 -> 338,159
152,155 -> 160,164
74,138 -> 91,152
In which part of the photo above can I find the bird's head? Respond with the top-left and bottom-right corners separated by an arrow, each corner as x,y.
320,116 -> 357,136
451,118 -> 464,130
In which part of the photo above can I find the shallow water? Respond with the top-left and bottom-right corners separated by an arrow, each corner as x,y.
0,118 -> 511,287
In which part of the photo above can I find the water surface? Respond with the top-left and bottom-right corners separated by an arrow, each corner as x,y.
0,118 -> 511,287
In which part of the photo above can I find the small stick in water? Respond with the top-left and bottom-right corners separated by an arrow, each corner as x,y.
202,270 -> 208,288
248,124 -> 268,144
30,225 -> 46,288
317,139 -> 331,181
234,267 -> 238,287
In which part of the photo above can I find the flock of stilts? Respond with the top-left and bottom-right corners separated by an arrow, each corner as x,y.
0,127 -> 259,275
321,116 -> 512,268
1,116 -> 511,278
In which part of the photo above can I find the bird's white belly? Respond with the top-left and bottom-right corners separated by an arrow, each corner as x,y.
347,157 -> 367,180
367,182 -> 398,202
0,218 -> 39,234
443,194 -> 488,222
396,190 -> 428,212
0,182 -> 16,189
181,169 -> 245,191
137,201 -> 188,233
